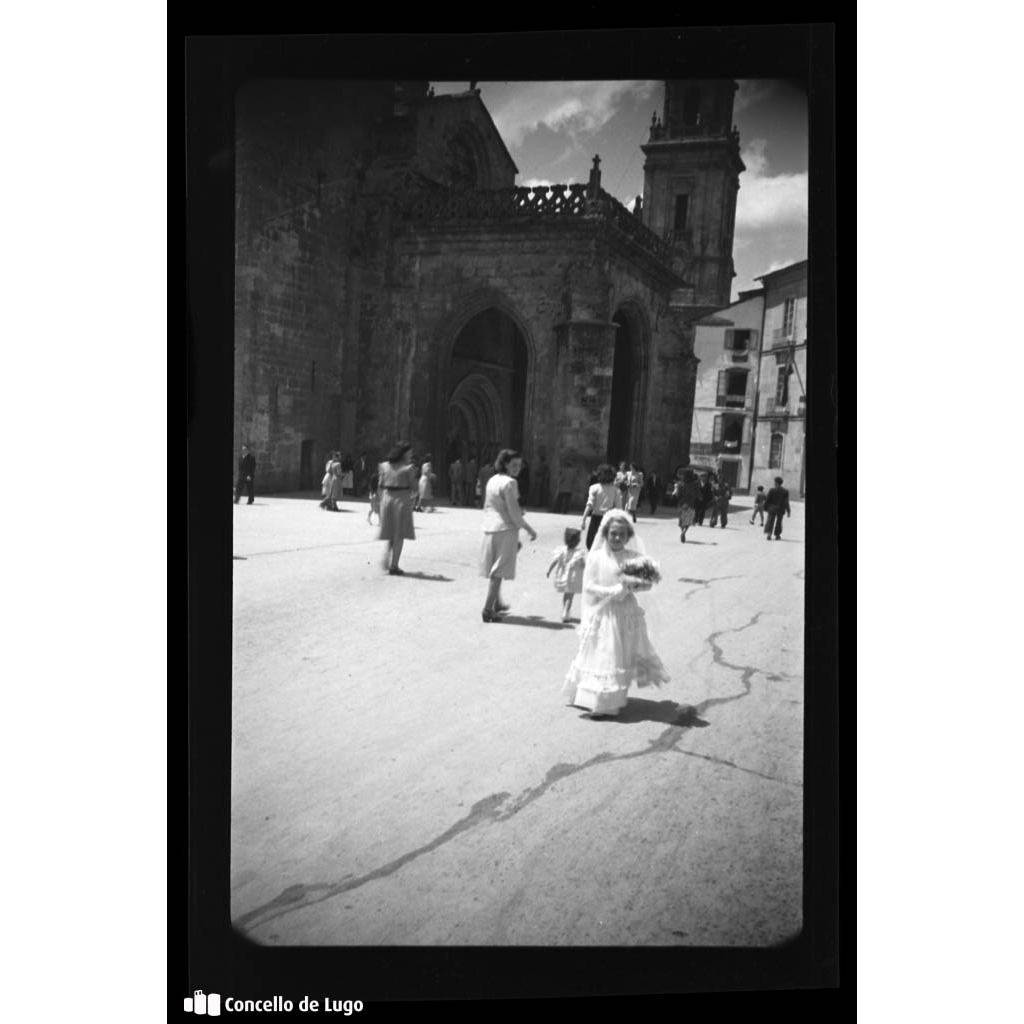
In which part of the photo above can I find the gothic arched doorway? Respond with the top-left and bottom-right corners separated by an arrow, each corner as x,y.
606,304 -> 649,466
444,307 -> 529,482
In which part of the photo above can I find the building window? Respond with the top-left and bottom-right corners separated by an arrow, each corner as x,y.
724,329 -> 754,361
782,297 -> 796,337
769,433 -> 784,469
775,364 -> 792,407
673,194 -> 689,240
713,413 -> 745,454
717,368 -> 749,408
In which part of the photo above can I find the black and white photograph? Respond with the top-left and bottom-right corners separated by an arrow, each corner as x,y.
187,27 -> 837,1001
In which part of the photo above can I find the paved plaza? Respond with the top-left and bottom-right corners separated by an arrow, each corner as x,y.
230,492 -> 805,946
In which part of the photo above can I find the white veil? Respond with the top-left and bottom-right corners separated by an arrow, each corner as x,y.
579,509 -> 661,637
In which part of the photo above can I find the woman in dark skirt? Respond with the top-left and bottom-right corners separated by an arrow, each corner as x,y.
377,441 -> 417,575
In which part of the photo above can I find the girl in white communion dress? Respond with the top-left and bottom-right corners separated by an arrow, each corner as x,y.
561,509 -> 670,717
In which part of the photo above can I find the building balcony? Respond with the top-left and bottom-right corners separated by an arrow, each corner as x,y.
717,395 -> 748,409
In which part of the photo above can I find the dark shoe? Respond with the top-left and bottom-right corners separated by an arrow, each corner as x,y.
482,609 -> 501,623
388,566 -> 405,576
495,601 -> 511,615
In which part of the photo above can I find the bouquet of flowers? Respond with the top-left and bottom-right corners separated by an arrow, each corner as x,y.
620,556 -> 662,585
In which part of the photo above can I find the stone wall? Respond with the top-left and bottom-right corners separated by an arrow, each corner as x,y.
234,81 -> 394,491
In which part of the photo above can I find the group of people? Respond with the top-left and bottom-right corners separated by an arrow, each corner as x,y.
470,446 -> 668,717
670,471 -> 733,541
237,436 -> 793,723
447,453 -> 539,510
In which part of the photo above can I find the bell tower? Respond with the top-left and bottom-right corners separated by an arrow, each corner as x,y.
641,80 -> 745,312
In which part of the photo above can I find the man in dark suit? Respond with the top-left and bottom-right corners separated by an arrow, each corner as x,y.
234,445 -> 256,505
764,475 -> 792,540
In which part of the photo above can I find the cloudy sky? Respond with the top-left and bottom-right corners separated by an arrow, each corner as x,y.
432,80 -> 807,302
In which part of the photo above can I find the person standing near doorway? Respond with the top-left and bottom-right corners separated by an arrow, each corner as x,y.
234,445 -> 256,505
465,454 -> 478,507
448,457 -> 463,506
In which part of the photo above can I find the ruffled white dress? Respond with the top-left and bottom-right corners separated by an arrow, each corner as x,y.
561,543 -> 670,715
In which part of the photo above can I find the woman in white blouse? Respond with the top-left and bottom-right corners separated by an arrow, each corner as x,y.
479,449 -> 537,622
581,464 -> 622,550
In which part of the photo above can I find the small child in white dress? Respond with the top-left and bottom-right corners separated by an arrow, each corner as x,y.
546,527 -> 586,622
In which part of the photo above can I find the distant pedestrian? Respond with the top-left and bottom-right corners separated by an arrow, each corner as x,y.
325,461 -> 345,511
354,452 -> 370,496
234,445 -> 256,505
552,462 -> 575,514
696,475 -> 713,526
518,459 -> 531,508
479,449 -> 537,622
672,469 -> 700,542
708,477 -> 732,528
581,464 -> 621,550
340,453 -> 355,495
764,476 -> 792,540
477,460 -> 493,509
418,453 -> 436,513
624,463 -> 644,523
546,527 -> 586,623
378,440 -> 417,574
749,485 -> 767,525
645,472 -> 663,516
464,456 -> 477,507
448,458 -> 463,506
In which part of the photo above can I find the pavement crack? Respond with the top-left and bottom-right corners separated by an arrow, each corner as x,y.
234,791 -> 511,933
687,612 -> 767,715
236,726 -> 698,937
669,748 -> 802,788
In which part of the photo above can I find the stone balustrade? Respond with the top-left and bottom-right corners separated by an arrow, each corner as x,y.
399,183 -> 675,266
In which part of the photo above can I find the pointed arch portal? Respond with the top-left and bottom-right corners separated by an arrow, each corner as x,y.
445,307 -> 529,471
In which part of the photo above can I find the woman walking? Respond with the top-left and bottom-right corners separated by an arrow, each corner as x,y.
581,464 -> 621,550
672,469 -> 701,542
479,449 -> 537,622
695,473 -> 713,526
377,441 -> 417,575
562,510 -> 670,717
624,463 -> 644,523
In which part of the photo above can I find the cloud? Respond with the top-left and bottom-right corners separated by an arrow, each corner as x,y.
521,177 -> 577,189
487,81 -> 657,150
735,138 -> 808,230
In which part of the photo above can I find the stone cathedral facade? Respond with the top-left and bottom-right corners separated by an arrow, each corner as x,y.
234,79 -> 744,500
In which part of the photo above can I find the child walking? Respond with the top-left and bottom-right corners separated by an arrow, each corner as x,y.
749,485 -> 766,525
367,469 -> 381,525
546,527 -> 586,623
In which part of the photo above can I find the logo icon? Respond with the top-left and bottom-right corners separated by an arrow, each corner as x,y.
184,990 -> 221,1016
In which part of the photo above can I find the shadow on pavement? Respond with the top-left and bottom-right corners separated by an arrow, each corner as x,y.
233,556 -> 247,560
389,571 -> 453,582
498,615 -> 569,631
582,699 -> 710,727
681,540 -> 718,546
